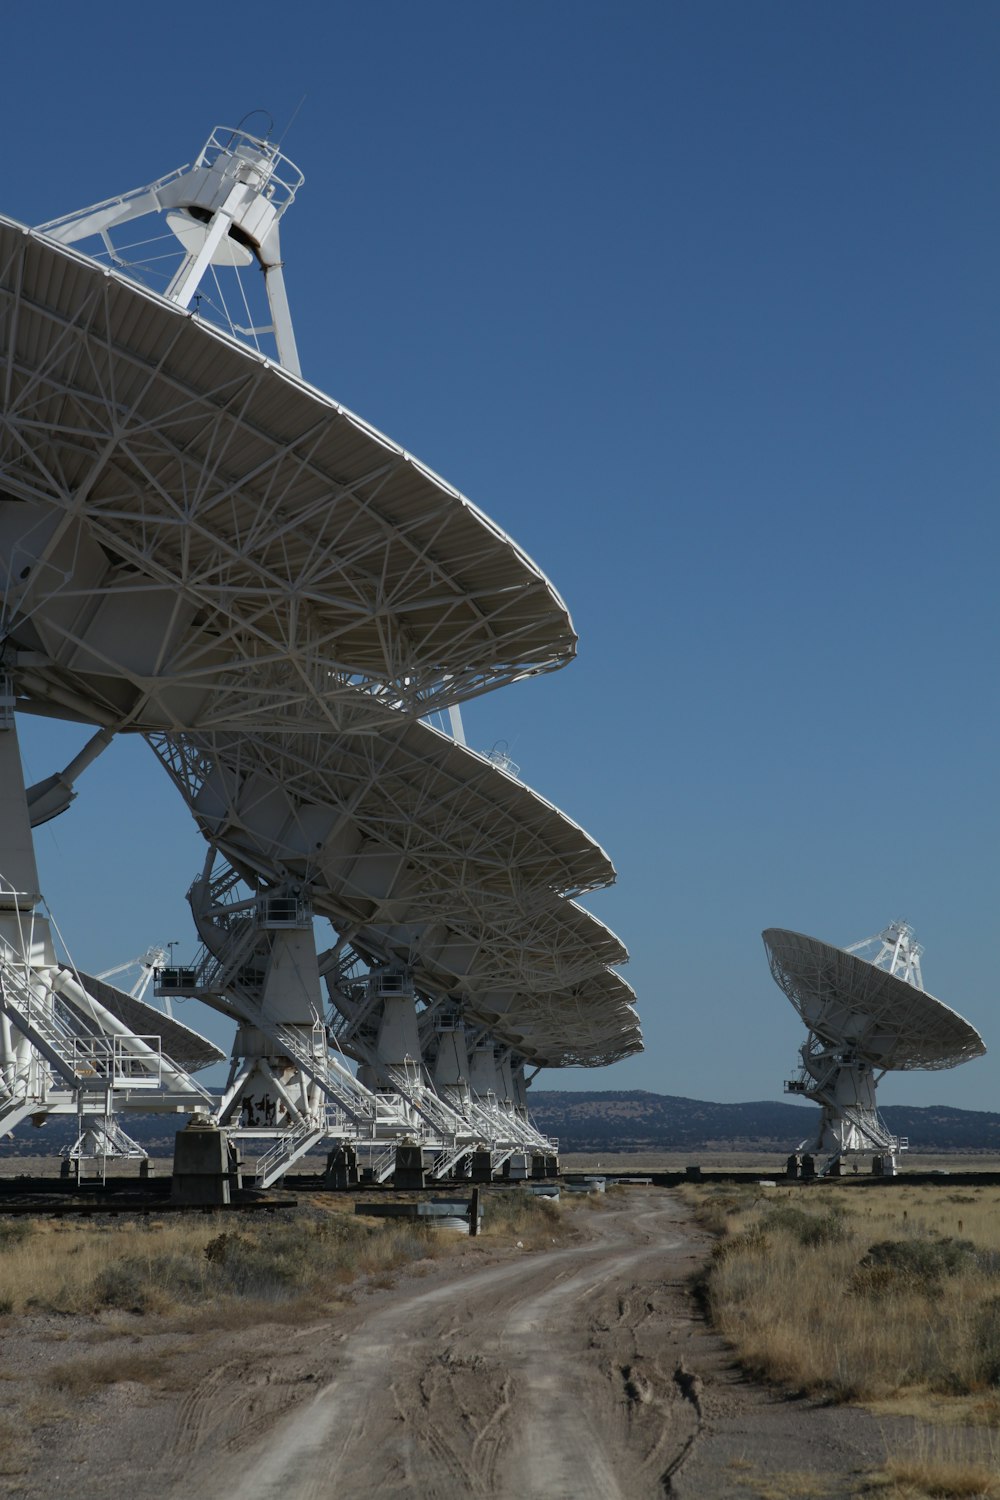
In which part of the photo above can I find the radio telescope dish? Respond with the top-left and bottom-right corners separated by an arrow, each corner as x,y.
168,739 -> 636,1064
0,210 -> 575,734
0,125 -> 641,1183
764,923 -> 985,1173
764,925 -> 984,1071
148,715 -> 635,1058
151,714 -> 618,904
473,966 -> 641,1067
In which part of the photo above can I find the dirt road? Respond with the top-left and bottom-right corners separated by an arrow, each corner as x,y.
0,1188 -> 895,1499
164,1189 -> 887,1500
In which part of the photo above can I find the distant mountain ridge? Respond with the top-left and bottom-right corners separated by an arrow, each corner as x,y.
527,1089 -> 1000,1153
5,1090 -> 1000,1159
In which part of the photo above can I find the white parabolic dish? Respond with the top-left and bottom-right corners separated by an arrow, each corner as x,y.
158,724 -> 641,1065
0,161 -> 639,1073
0,215 -> 576,733
763,928 -> 985,1071
152,717 -> 619,902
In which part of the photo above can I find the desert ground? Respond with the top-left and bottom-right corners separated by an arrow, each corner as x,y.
0,1183 -> 928,1500
3,1153 -> 1000,1497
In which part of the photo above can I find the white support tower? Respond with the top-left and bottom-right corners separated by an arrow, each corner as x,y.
157,850 -> 556,1186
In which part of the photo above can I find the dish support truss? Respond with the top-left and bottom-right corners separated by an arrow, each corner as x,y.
152,853 -> 556,1189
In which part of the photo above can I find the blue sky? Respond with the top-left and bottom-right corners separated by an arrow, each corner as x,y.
5,2 -> 998,1108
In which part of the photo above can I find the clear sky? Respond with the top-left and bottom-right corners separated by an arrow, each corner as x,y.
4,2 -> 998,1109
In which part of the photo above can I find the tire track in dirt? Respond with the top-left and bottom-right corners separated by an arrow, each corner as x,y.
166,1343 -> 336,1473
198,1192 -> 696,1500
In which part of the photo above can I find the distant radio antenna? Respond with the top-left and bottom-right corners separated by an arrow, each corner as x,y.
764,924 -> 983,1179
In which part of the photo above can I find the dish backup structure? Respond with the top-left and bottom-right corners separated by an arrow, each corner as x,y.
764,923 -> 984,1177
0,124 -> 639,1187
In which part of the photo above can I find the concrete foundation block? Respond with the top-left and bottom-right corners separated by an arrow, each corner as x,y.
324,1144 -> 360,1189
470,1150 -> 493,1183
393,1144 -> 426,1190
172,1124 -> 231,1205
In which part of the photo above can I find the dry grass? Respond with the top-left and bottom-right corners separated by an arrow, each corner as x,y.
0,1414 -> 31,1477
863,1424 -> 1000,1497
685,1183 -> 1000,1408
0,1189 -> 574,1323
42,1349 -> 176,1396
478,1188 -> 569,1248
867,1462 -> 1000,1498
728,1463 -> 837,1498
0,1208 -> 449,1318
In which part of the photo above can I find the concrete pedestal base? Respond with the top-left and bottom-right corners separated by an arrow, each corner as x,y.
324,1144 -> 360,1189
172,1123 -> 231,1205
471,1150 -> 493,1183
394,1144 -> 426,1190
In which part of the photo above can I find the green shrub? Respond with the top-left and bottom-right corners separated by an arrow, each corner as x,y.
92,1249 -> 209,1312
91,1259 -> 157,1313
851,1237 -> 978,1296
762,1203 -> 848,1247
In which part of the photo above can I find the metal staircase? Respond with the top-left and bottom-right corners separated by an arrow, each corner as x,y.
370,1144 -> 398,1184
0,956 -> 162,1092
252,1119 -> 327,1189
818,1107 -> 907,1176
0,1094 -> 42,1137
428,1142 -> 475,1180
269,1022 -> 385,1130
382,1064 -> 465,1141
